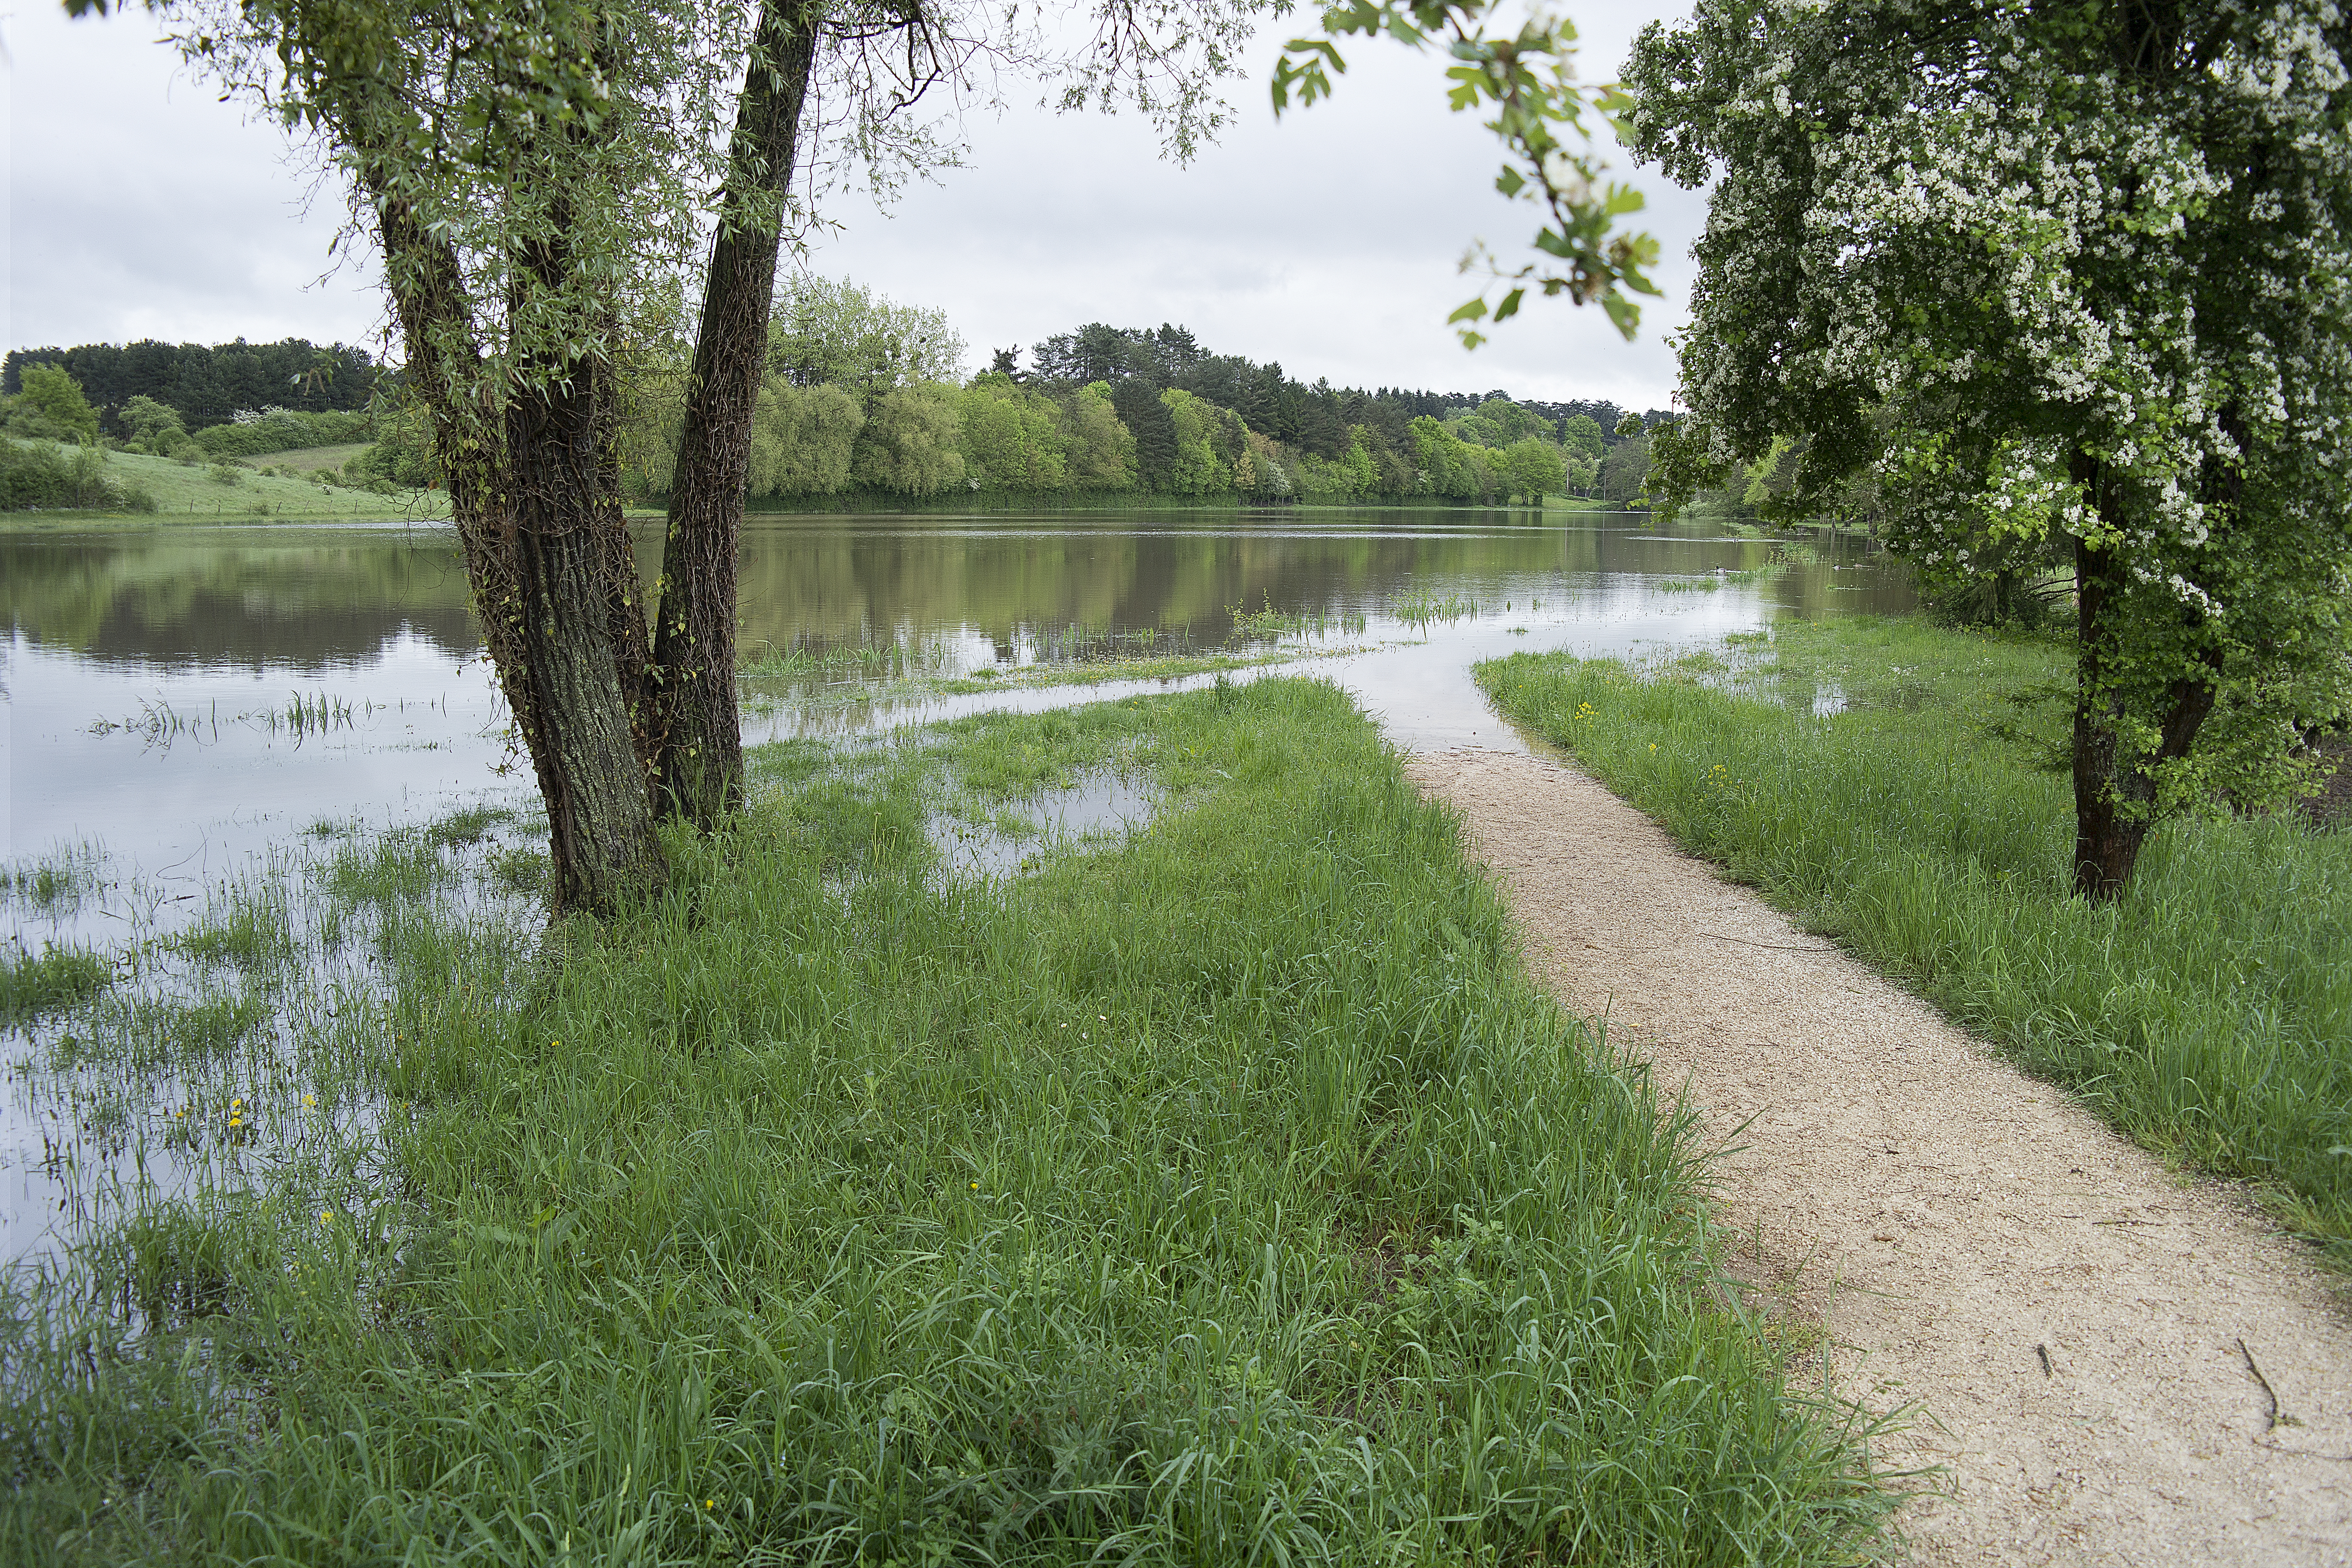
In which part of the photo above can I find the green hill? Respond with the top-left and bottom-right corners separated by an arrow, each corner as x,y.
7,442 -> 448,524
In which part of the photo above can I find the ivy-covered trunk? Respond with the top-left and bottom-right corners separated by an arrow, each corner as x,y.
2069,521 -> 2219,903
374,177 -> 668,916
651,0 -> 818,827
501,363 -> 670,913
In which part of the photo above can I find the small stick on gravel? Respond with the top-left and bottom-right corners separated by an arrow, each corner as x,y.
2241,1338 -> 2283,1433
1702,931 -> 1839,952
2037,1344 -> 2054,1378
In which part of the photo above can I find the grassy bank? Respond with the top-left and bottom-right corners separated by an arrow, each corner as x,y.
8,444 -> 447,523
1481,619 -> 2352,1262
2,680 -> 1886,1564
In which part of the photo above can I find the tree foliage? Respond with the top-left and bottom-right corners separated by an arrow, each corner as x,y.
748,381 -> 864,496
1629,0 -> 2352,897
2,337 -> 376,431
10,366 -> 102,443
769,274 -> 968,392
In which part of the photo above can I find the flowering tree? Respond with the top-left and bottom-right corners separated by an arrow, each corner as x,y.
1628,0 -> 2352,898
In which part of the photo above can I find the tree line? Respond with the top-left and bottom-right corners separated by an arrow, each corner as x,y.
0,338 -> 378,432
612,279 -> 1669,508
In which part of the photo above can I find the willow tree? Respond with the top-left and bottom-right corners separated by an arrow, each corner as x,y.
1629,0 -> 2352,899
83,0 -> 1264,910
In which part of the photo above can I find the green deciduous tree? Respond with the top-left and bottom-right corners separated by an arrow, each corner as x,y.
1560,412 -> 1604,466
853,384 -> 965,495
1159,388 -> 1229,494
770,274 -> 969,392
1503,436 -> 1565,503
1600,427 -> 1649,509
959,375 -> 1069,491
1630,0 -> 2352,898
119,394 -> 191,455
747,380 -> 864,497
12,366 -> 101,443
1059,381 -> 1137,491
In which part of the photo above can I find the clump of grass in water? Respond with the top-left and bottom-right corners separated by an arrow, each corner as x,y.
1482,616 -> 2352,1264
1393,591 -> 1476,631
168,885 -> 296,978
2,843 -> 107,913
1225,594 -> 1366,641
0,943 -> 113,1023
0,680 -> 1890,1564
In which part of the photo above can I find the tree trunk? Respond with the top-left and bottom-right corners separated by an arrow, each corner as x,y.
368,172 -> 668,916
505,362 -> 670,913
2068,488 -> 2219,903
651,0 -> 818,827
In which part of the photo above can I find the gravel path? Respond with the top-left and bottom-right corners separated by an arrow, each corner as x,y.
1409,747 -> 2352,1566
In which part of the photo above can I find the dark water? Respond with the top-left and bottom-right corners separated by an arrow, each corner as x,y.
0,506 -> 1909,1264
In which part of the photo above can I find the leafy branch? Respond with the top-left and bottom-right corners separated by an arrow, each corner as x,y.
1272,0 -> 1659,345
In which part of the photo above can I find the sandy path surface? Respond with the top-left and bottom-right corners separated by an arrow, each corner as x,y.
1408,747 -> 2352,1566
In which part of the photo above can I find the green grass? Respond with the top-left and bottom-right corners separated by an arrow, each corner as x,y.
7,444 -> 447,522
263,441 -> 374,475
2,844 -> 105,912
1392,593 -> 1477,629
0,680 -> 1889,1565
1481,616 -> 2352,1262
168,884 -> 297,978
0,943 -> 112,1022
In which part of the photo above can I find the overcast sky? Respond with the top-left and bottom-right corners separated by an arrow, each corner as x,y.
5,2 -> 1700,410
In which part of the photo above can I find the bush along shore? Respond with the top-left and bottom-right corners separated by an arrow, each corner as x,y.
1,680 -> 1888,1564
1482,617 -> 2352,1264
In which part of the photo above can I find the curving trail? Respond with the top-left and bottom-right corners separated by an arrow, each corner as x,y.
1408,747 -> 2352,1567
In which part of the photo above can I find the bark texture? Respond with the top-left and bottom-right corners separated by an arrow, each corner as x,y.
371,173 -> 667,915
651,0 -> 818,827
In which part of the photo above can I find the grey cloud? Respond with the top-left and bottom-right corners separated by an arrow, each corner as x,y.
14,2 -> 1695,407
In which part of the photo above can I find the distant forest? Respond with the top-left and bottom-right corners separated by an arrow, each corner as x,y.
4,294 -> 1677,508
1007,322 -> 1669,465
0,339 -> 379,431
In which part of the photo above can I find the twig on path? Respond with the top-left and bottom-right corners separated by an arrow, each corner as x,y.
2234,1341 -> 2352,1459
1700,931 -> 1840,953
2036,1343 -> 2053,1378
2240,1337 -> 2284,1432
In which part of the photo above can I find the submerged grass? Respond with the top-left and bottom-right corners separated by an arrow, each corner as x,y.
0,944 -> 113,1023
1482,616 -> 2352,1262
0,679 -> 1888,1565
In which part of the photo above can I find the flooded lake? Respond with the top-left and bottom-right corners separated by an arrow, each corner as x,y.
1,505 -> 1911,1264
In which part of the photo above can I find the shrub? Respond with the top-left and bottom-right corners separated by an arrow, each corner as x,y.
194,406 -> 372,458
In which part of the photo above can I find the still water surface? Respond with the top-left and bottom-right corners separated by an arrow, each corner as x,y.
1,506 -> 1911,1262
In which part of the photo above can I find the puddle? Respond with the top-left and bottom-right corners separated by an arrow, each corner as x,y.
930,769 -> 1160,882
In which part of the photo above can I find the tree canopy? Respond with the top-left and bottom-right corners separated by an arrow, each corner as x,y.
1,338 -> 374,432
1629,0 -> 2352,896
